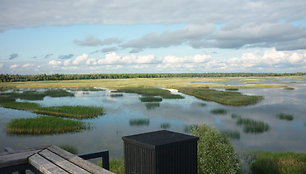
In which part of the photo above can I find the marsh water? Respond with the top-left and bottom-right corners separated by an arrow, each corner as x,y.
1,79 -> 306,158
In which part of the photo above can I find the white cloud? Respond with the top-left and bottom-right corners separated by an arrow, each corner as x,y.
163,54 -> 211,64
48,60 -> 62,66
9,64 -> 19,70
22,63 -> 34,68
0,64 -> 3,68
72,54 -> 88,65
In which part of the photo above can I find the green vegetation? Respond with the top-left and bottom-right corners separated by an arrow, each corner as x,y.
34,105 -> 104,119
276,113 -> 294,121
129,118 -> 150,126
110,94 -> 123,97
45,89 -> 74,97
97,159 -> 124,174
145,103 -> 160,110
226,88 -> 239,91
236,118 -> 270,133
139,96 -> 163,102
177,87 -> 263,106
192,124 -> 240,174
160,123 -> 170,129
284,87 -> 295,90
0,85 -> 16,91
59,145 -> 78,154
0,95 -> 16,103
1,73 -> 305,82
251,151 -> 306,174
118,87 -> 184,99
221,130 -> 240,140
211,108 -> 227,114
67,87 -> 104,91
184,125 -> 197,133
0,102 -> 40,110
6,116 -> 88,134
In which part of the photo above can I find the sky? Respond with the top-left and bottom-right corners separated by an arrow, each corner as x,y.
0,0 -> 306,74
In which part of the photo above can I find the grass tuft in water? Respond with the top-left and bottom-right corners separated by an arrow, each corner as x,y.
225,88 -> 239,91
236,118 -> 270,134
160,123 -> 170,129
211,108 -> 227,115
118,87 -> 184,99
34,105 -> 104,119
276,113 -> 294,121
197,103 -> 207,107
145,103 -> 160,110
67,87 -> 104,91
161,94 -> 184,99
110,93 -> 123,97
284,87 -> 295,90
0,102 -> 40,110
129,118 -> 150,126
6,116 -> 88,135
45,89 -> 74,97
178,87 -> 263,106
221,130 -> 240,140
139,96 -> 162,102
251,151 -> 306,174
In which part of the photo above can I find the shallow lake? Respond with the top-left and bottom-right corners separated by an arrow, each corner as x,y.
1,80 -> 306,158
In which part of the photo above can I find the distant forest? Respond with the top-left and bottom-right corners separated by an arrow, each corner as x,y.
1,73 -> 305,82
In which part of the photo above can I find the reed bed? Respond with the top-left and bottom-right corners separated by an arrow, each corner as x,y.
45,89 -> 74,97
129,118 -> 150,126
67,87 -> 104,91
145,103 -> 160,110
6,116 -> 88,135
276,113 -> 294,121
236,118 -> 270,133
161,94 -> 184,99
251,151 -> 306,174
177,87 -> 263,106
0,95 -> 16,103
110,94 -> 123,97
139,96 -> 162,102
211,108 -> 227,114
118,87 -> 184,99
160,123 -> 170,129
0,102 -> 40,111
34,105 -> 104,119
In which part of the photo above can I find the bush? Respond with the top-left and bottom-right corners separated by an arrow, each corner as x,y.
192,124 -> 240,174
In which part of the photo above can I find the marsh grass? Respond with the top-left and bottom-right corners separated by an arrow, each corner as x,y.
276,113 -> 294,121
0,95 -> 16,103
67,87 -> 104,91
211,108 -> 227,114
0,85 -> 16,91
97,159 -> 124,174
160,123 -> 170,129
251,151 -> 306,174
0,102 -> 40,110
221,130 -> 240,140
236,118 -> 269,133
178,87 -> 263,106
184,125 -> 198,133
34,105 -> 104,119
145,103 -> 160,110
7,91 -> 47,100
139,96 -> 162,102
225,88 -> 239,91
45,89 -> 74,97
6,116 -> 88,135
129,118 -> 150,126
284,87 -> 295,90
118,87 -> 184,99
110,94 -> 123,97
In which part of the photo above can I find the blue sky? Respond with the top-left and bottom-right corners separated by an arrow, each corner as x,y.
0,0 -> 306,74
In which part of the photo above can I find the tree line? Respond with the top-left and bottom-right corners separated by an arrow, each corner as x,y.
0,73 -> 305,82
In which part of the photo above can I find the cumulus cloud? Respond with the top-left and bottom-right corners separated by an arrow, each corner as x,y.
58,54 -> 74,59
74,36 -> 121,47
9,64 -> 19,70
8,53 -> 18,60
49,60 -> 62,66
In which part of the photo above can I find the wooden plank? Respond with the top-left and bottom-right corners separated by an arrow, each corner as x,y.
0,149 -> 41,168
0,145 -> 49,156
28,153 -> 69,174
39,149 -> 91,174
48,145 -> 114,174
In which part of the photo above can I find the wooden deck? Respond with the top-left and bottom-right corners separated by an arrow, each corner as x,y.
0,145 -> 114,174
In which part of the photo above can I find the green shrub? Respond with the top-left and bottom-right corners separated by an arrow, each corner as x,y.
192,124 -> 240,174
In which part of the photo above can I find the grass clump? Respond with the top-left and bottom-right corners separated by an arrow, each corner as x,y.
6,116 -> 88,135
45,89 -> 74,97
129,118 -> 150,126
34,105 -> 104,119
0,102 -> 40,111
0,95 -> 16,103
161,94 -> 184,99
118,87 -> 184,99
59,145 -> 78,154
276,113 -> 294,121
97,159 -> 124,174
184,125 -> 197,133
225,88 -> 239,91
160,123 -> 170,129
139,96 -> 162,102
251,151 -> 306,174
145,103 -> 160,110
68,87 -> 104,91
284,87 -> 295,90
178,87 -> 263,106
221,130 -> 240,140
192,124 -> 240,174
236,118 -> 270,133
110,93 -> 123,97
6,91 -> 47,100
211,108 -> 227,115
